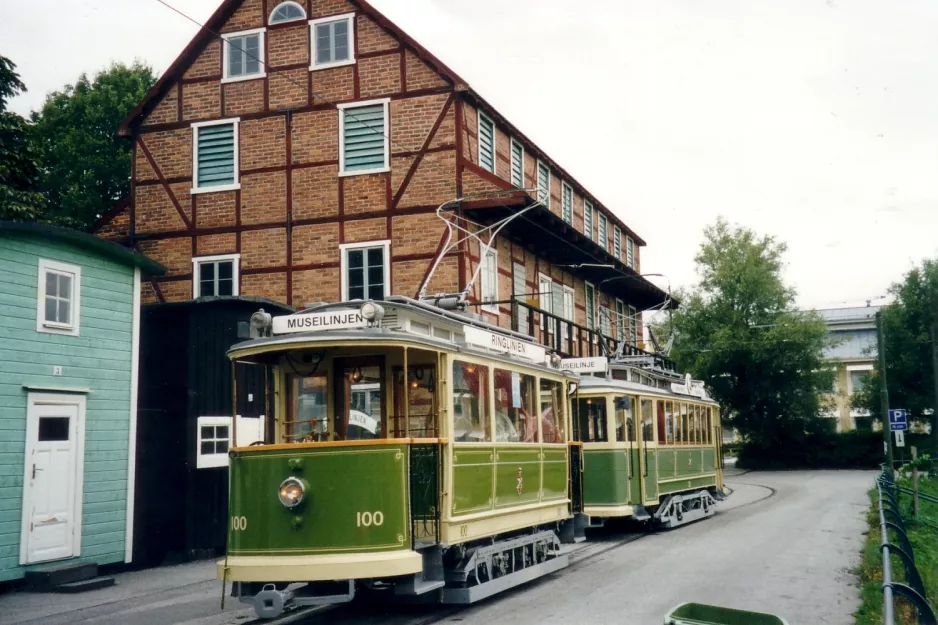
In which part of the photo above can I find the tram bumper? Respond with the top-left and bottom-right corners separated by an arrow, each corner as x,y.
217,550 -> 424,582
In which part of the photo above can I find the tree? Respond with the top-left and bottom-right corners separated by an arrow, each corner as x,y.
669,218 -> 833,460
856,258 -> 938,454
30,62 -> 156,230
0,55 -> 44,221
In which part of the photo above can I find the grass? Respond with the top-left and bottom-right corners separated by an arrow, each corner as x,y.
854,474 -> 938,625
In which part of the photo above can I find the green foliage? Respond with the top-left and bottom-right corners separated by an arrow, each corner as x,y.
669,218 -> 833,453
856,259 -> 938,441
0,55 -> 44,221
30,61 -> 156,230
736,430 -> 882,469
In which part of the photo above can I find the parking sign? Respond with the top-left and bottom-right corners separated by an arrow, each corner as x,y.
889,409 -> 908,431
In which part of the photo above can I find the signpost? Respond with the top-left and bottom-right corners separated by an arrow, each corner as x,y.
888,409 -> 908,432
894,430 -> 906,448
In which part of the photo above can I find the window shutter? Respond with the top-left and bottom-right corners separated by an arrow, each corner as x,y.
479,114 -> 494,172
513,262 -> 527,334
551,282 -> 564,322
198,124 -> 236,187
510,140 -> 523,187
614,226 -> 621,260
598,214 -> 607,249
626,236 -> 634,268
537,163 -> 550,207
585,285 -> 595,330
562,184 -> 572,224
343,104 -> 386,172
584,202 -> 593,240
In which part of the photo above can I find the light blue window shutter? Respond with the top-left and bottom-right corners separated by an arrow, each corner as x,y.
627,237 -> 634,268
562,184 -> 572,224
197,124 -> 236,187
614,226 -> 621,260
585,284 -> 595,330
584,202 -> 593,240
479,114 -> 494,172
343,104 -> 387,172
598,214 -> 607,249
510,140 -> 523,187
537,163 -> 550,207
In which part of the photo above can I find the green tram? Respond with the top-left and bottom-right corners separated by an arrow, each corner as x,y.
217,297 -> 724,618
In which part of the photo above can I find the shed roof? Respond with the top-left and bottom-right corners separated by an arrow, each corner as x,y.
0,221 -> 166,275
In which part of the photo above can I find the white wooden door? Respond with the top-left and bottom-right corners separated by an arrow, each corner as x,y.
21,395 -> 84,564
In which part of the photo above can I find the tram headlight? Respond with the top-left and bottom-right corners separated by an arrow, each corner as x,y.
360,301 -> 385,324
278,477 -> 306,509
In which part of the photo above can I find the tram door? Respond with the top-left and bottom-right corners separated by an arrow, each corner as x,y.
636,398 -> 658,505
617,395 -> 643,506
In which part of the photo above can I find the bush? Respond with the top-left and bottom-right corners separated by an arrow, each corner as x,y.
737,430 -> 887,470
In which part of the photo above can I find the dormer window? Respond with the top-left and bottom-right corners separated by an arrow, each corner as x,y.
269,1 -> 306,23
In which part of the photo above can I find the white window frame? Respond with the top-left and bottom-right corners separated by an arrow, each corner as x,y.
538,273 -> 552,330
478,111 -> 495,173
562,284 -> 575,340
36,259 -> 81,336
510,138 -> 524,188
584,201 -> 594,241
628,305 -> 638,347
585,281 -> 596,330
613,225 -> 622,260
191,118 -> 241,194
626,235 -> 634,269
561,182 -> 573,224
309,13 -> 356,71
598,213 -> 607,250
537,161 -> 551,210
269,1 -> 306,23
221,28 -> 267,84
192,253 -> 241,298
847,364 -> 873,417
340,240 -> 391,302
337,98 -> 391,177
480,247 -> 499,314
197,416 -> 232,469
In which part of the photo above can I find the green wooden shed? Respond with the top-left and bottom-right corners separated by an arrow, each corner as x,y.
0,222 -> 164,584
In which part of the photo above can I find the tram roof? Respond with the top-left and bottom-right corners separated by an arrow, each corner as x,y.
576,375 -> 719,405
227,296 -> 578,378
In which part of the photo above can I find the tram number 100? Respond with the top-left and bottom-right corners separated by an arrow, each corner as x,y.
231,516 -> 248,531
356,511 -> 384,527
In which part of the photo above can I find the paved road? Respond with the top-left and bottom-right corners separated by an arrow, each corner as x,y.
290,470 -> 874,625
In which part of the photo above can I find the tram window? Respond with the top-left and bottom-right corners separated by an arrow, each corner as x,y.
338,362 -> 385,440
576,398 -> 607,443
656,400 -> 666,444
539,379 -> 566,444
453,361 -> 491,442
494,369 -> 536,442
693,405 -> 701,444
664,401 -> 674,445
681,403 -> 689,444
614,396 -> 634,442
392,364 -> 437,438
286,374 -> 328,442
640,399 -> 654,442
674,402 -> 682,444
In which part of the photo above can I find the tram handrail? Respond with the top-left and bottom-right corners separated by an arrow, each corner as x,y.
876,467 -> 937,625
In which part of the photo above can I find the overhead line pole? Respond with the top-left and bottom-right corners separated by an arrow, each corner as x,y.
876,311 -> 894,471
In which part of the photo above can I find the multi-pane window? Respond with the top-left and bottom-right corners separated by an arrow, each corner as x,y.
512,262 -> 527,334
598,213 -> 607,250
269,1 -> 305,23
538,274 -> 552,331
453,361 -> 491,442
539,379 -> 566,444
494,369 -> 537,442
37,259 -> 80,336
537,161 -> 550,209
626,235 -> 635,268
223,29 -> 265,81
192,120 -> 238,192
616,300 -> 625,341
193,254 -> 239,298
600,306 -> 612,337
629,305 -> 638,347
585,283 -> 596,330
481,249 -> 498,312
342,242 -> 388,301
614,226 -> 622,260
478,112 -> 495,173
510,139 -> 524,188
339,100 -> 389,175
311,14 -> 354,69
196,417 -> 231,469
584,201 -> 593,240
562,183 -> 573,224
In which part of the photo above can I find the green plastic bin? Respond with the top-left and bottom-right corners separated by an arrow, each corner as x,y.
664,603 -> 789,625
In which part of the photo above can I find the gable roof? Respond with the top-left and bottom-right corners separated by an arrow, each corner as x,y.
119,0 -> 646,247
0,221 -> 167,275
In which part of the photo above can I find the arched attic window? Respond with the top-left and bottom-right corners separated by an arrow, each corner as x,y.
269,1 -> 306,23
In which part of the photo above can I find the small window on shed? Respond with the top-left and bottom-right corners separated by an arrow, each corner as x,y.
269,1 -> 306,23
197,416 -> 231,469
37,259 -> 81,336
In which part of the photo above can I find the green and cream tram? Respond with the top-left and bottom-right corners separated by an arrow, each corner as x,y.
219,297 -> 579,618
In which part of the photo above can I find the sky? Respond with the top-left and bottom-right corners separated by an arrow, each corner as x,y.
3,0 -> 937,309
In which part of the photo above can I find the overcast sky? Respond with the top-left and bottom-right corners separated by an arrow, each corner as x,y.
4,0 -> 936,309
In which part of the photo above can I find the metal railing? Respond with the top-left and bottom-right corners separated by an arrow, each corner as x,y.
876,467 -> 937,624
468,296 -> 676,371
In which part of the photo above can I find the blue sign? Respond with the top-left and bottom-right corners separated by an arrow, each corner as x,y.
889,409 -> 908,431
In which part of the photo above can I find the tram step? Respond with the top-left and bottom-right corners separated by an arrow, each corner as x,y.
53,576 -> 116,594
25,562 -> 99,591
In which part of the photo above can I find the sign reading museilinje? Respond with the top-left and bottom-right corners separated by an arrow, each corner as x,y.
272,310 -> 366,335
